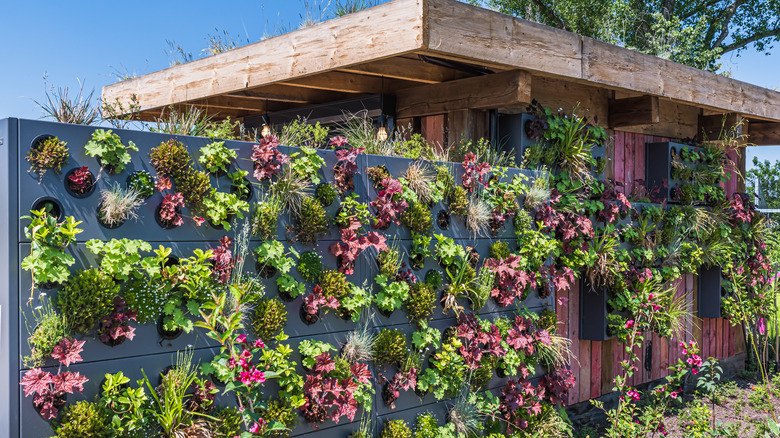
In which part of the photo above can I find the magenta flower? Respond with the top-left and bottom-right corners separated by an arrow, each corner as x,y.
253,339 -> 265,349
236,334 -> 247,344
670,391 -> 678,399
625,320 -> 635,329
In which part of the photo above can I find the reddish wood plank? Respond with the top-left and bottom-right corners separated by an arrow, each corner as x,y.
632,339 -> 641,386
659,336 -> 669,377
568,280 -> 580,405
701,318 -> 710,358
615,131 -> 626,184
728,322 -> 735,357
601,339 -> 614,395
634,133 -> 646,188
591,341 -> 602,399
717,319 -> 724,359
614,336 -> 623,387
579,340 -> 591,403
709,318 -> 717,360
556,279 -> 569,338
651,332 -> 661,381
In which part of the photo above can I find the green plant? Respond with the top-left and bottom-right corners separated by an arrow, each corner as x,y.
97,183 -> 143,227
204,116 -> 240,139
149,139 -> 191,179
278,118 -> 329,149
411,322 -> 442,354
260,399 -> 297,437
178,169 -> 213,211
271,167 -> 313,216
336,192 -> 372,230
252,196 -> 283,240
297,250 -> 322,283
86,238 -> 163,281
152,105 -> 213,136
489,241 -> 511,259
290,146 -> 326,184
52,401 -> 110,438
294,197 -> 329,244
318,269 -> 352,303
435,234 -> 466,268
401,201 -> 433,234
227,169 -> 251,200
213,407 -> 244,437
57,268 -> 119,334
425,270 -> 443,290
21,209 -> 82,291
35,80 -> 100,125
342,324 -> 376,363
374,274 -> 410,313
449,186 -> 469,216
406,282 -> 436,326
380,419 -> 412,438
374,328 -> 407,367
252,298 -> 287,341
465,196 -> 492,238
413,412 -> 440,438
378,244 -> 403,277
127,171 -> 155,198
341,284 -> 373,321
84,129 -> 137,173
202,190 -> 249,230
199,141 -> 236,174
299,340 -> 336,369
27,136 -> 69,178
141,350 -> 203,438
23,298 -> 70,367
99,371 -> 148,436
470,267 -> 495,311
315,183 -> 338,206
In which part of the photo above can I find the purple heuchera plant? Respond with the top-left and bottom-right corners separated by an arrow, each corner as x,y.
462,152 -> 491,192
20,338 -> 88,420
370,178 -> 407,229
301,352 -> 373,427
99,296 -> 137,344
210,236 -> 240,284
329,229 -> 387,275
484,255 -> 536,307
333,145 -> 364,195
251,135 -> 289,181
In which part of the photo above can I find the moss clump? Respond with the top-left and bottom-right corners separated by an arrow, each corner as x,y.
297,250 -> 322,283
374,329 -> 407,367
413,412 -> 440,438
57,269 -> 119,334
260,399 -> 297,438
315,183 -> 338,207
489,240 -> 510,260
127,171 -> 155,198
539,308 -> 558,333
448,186 -> 468,216
424,270 -> 443,290
252,298 -> 287,341
400,202 -> 433,234
53,401 -> 110,438
295,197 -> 329,244
380,419 -> 412,438
406,282 -> 436,326
27,136 -> 69,177
318,269 -> 351,302
252,200 -> 281,240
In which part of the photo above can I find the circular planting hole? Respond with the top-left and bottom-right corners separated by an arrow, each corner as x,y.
64,167 -> 96,198
300,305 -> 319,325
437,209 -> 451,230
230,178 -> 254,202
256,261 -> 278,279
31,197 -> 64,221
96,202 -> 125,230
154,203 -> 180,230
157,317 -> 183,340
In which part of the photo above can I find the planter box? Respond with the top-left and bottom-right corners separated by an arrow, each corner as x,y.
645,141 -> 715,204
698,265 -> 723,318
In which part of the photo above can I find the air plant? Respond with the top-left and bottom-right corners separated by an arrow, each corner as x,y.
98,183 -> 143,227
271,166 -> 313,216
464,195 -> 491,238
402,161 -> 436,206
524,172 -> 551,210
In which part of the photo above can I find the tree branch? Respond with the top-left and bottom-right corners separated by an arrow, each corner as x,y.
680,0 -> 723,20
529,0 -> 568,31
712,0 -> 743,49
721,27 -> 780,53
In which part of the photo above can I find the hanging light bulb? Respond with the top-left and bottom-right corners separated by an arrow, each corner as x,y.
376,112 -> 388,141
261,123 -> 271,137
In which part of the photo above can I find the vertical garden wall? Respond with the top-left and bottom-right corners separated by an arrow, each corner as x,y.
1,118 -> 562,438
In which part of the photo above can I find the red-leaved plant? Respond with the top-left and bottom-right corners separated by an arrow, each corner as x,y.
462,152 -> 491,192
20,338 -> 88,420
499,367 -> 575,433
303,285 -> 339,317
329,229 -> 387,275
484,255 -> 536,307
383,367 -> 417,408
67,166 -> 93,194
333,144 -> 364,195
159,192 -> 185,226
370,178 -> 408,230
454,313 -> 505,368
98,296 -> 137,345
301,352 -> 373,427
251,135 -> 290,181
210,236 -> 241,284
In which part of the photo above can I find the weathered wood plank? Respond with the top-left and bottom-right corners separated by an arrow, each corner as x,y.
615,131 -> 625,184
699,113 -> 743,141
601,338 -> 614,395
282,71 -> 417,94
735,323 -> 746,354
421,115 -> 446,149
634,132 -> 646,186
447,109 -> 489,144
717,318 -> 724,359
339,57 -> 472,83
660,335 -> 669,377
395,70 -> 531,118
749,121 -> 780,146
651,332 -> 661,381
579,340 -> 591,403
709,318 -> 717,360
590,341 -> 601,399
531,76 -> 611,128
609,95 -> 659,128
568,279 -> 580,405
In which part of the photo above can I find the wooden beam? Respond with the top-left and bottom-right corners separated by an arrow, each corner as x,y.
338,57 -> 472,83
608,95 -> 659,128
748,122 -> 780,145
531,76 -> 610,128
395,69 -> 531,118
101,0 -> 424,114
282,71 -> 414,94
228,85 -> 349,104
698,113 -> 743,141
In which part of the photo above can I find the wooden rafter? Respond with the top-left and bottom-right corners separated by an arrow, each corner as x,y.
281,71 -> 417,94
337,57 -> 472,83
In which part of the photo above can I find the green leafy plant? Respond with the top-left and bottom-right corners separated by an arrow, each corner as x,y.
86,238 -> 164,281
315,183 -> 338,206
252,196 -> 283,240
299,340 -> 335,369
57,268 -> 119,334
448,186 -> 468,216
374,274 -> 410,314
290,146 -> 326,184
380,419 -> 412,438
99,371 -> 149,436
227,169 -> 251,200
52,401 -> 110,438
278,118 -> 329,148
401,202 -> 433,234
199,141 -> 236,174
252,298 -> 288,341
294,197 -> 329,244
21,209 -> 82,292
340,283 -> 373,321
149,139 -> 190,179
84,129 -> 137,173
202,190 -> 249,230
127,171 -> 155,198
373,328 -> 407,367
23,298 -> 70,367
410,232 -> 433,269
297,250 -> 322,283
335,192 -> 372,230
406,282 -> 436,326
27,136 -> 69,178
377,244 -> 403,277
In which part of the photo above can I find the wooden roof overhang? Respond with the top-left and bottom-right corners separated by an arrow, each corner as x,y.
101,0 -> 780,144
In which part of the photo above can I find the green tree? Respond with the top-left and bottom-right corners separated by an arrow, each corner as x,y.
747,156 -> 780,209
474,0 -> 780,72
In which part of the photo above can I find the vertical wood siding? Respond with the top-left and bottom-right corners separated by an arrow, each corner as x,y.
567,131 -> 741,403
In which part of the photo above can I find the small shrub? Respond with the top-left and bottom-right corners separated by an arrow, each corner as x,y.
252,298 -> 287,341
177,170 -> 212,211
315,183 -> 338,206
400,202 -> 433,234
127,171 -> 155,198
260,399 -> 297,437
489,240 -> 510,259
748,385 -> 772,412
449,186 -> 468,216
413,412 -> 440,438
121,277 -> 168,324
406,282 -> 436,326
295,197 -> 329,244
53,401 -> 110,438
84,129 -> 137,174
318,269 -> 352,303
27,137 -> 69,177
198,141 -> 236,174
297,251 -> 323,283
380,419 -> 412,438
678,399 -> 715,438
23,299 -> 69,367
378,245 -> 402,277
149,139 -> 190,179
424,270 -> 443,290
57,269 -> 119,334
374,328 -> 406,367
252,197 -> 282,240
213,407 -> 243,438
367,165 -> 392,186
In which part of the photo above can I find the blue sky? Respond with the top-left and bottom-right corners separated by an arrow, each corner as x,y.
1,0 -> 779,165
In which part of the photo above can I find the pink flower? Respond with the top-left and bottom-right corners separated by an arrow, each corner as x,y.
759,318 -> 767,335
627,389 -> 640,401
692,368 -> 699,375
670,391 -> 678,399
329,136 -> 349,147
239,371 -> 252,385
679,341 -> 686,348
249,422 -> 261,433
193,216 -> 206,226
253,339 -> 265,349
156,176 -> 172,191
648,293 -> 654,300
682,349 -> 688,355
236,334 -> 247,344
625,320 -> 635,329
251,369 -> 266,383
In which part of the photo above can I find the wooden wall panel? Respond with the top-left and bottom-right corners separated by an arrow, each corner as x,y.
568,280 -> 580,405
579,340 -> 591,402
590,341 -> 602,399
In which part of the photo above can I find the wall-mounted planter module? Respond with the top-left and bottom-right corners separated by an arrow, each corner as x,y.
579,277 -> 616,342
0,118 -> 557,437
645,142 -> 721,204
698,265 -> 724,318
